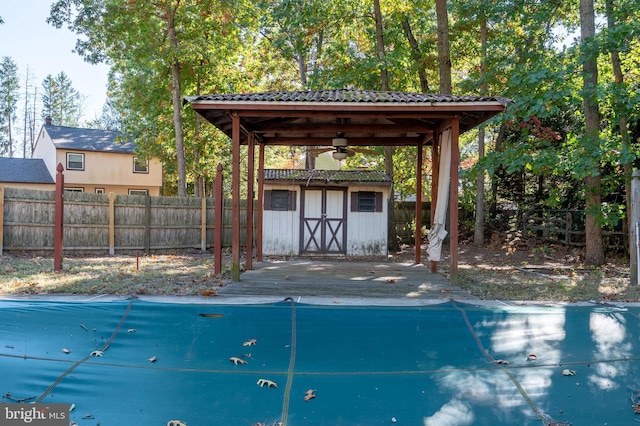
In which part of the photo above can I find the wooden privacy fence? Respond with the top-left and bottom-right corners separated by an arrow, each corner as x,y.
522,209 -> 625,249
0,186 -> 250,254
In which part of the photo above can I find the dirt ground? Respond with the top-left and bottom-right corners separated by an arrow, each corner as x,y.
0,235 -> 635,301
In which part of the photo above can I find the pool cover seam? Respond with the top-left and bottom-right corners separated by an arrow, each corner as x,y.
451,300 -> 548,425
4,351 -> 639,375
281,297 -> 296,426
34,297 -> 136,403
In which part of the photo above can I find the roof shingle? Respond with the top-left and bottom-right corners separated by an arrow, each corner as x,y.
45,125 -> 136,153
264,169 -> 392,183
0,158 -> 54,184
189,89 -> 510,106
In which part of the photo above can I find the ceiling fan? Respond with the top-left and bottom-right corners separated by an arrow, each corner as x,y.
307,134 -> 378,160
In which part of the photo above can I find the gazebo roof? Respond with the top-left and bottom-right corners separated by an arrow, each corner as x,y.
188,89 -> 509,147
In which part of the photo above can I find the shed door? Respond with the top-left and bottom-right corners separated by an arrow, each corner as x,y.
300,188 -> 347,254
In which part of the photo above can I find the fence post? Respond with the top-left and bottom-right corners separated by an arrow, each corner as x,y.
630,169 -> 640,284
108,192 -> 116,255
0,186 -> 4,256
214,163 -> 223,274
54,163 -> 64,271
144,194 -> 151,254
200,197 -> 207,253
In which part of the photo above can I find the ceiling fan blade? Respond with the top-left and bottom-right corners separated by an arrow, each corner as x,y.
307,147 -> 333,154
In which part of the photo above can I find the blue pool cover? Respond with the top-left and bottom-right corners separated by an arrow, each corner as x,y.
2,298 -> 640,425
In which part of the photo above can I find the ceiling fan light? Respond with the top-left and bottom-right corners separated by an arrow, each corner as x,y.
332,151 -> 348,160
332,137 -> 348,147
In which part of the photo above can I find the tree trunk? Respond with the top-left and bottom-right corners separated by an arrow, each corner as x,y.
166,4 -> 188,197
580,0 -> 605,266
373,0 -> 399,251
435,0 -> 452,94
474,13 -> 488,246
606,0 -> 634,278
401,15 -> 430,92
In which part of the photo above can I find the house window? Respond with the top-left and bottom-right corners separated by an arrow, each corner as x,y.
129,189 -> 149,196
133,157 -> 149,173
64,187 -> 84,193
66,153 -> 84,170
351,191 -> 383,212
95,188 -> 105,194
264,190 -> 296,211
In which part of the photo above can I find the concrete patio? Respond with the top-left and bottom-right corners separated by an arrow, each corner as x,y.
216,259 -> 478,304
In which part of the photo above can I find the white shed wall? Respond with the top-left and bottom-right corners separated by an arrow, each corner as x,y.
346,185 -> 389,256
262,184 -> 300,256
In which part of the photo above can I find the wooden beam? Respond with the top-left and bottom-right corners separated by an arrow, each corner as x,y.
252,122 -> 436,133
246,132 -> 255,270
231,113 -> 241,281
259,136 -> 427,146
450,116 -> 460,285
257,144 -> 265,262
430,132 -> 439,274
415,139 -> 423,264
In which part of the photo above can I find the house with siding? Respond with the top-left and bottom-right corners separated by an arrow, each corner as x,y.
262,169 -> 391,256
28,118 -> 163,195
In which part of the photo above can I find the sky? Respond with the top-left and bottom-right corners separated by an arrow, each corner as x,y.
1,0 -> 110,124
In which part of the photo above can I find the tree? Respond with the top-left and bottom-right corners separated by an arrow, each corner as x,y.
435,0 -> 451,94
49,0 -> 243,197
580,0 -> 605,266
0,57 -> 20,157
41,72 -> 82,127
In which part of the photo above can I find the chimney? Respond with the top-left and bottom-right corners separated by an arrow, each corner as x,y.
45,116 -> 52,126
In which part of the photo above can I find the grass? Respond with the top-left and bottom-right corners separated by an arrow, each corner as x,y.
455,262 -> 638,302
0,246 -> 637,302
0,252 -> 227,296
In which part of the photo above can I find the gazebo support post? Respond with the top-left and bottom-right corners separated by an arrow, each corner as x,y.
246,132 -> 255,271
449,116 -> 460,284
430,132 -> 440,273
231,113 -> 241,281
415,139 -> 424,264
257,143 -> 265,262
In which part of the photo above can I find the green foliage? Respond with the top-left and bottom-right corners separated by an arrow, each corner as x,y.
0,56 -> 19,156
41,72 -> 82,127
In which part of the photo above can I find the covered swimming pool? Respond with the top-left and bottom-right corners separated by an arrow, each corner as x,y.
2,297 -> 639,425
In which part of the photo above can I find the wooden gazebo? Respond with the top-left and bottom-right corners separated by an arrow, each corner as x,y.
188,89 -> 509,282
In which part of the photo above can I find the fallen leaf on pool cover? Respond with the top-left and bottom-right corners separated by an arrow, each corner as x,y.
230,357 -> 247,365
257,379 -> 277,388
304,389 -> 316,401
243,339 -> 257,347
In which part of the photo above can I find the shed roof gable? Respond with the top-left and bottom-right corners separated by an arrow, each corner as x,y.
264,169 -> 391,184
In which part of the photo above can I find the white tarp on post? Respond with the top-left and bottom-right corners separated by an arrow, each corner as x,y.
427,129 -> 451,262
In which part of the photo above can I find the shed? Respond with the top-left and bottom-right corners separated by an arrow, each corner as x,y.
262,169 -> 392,256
